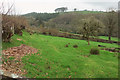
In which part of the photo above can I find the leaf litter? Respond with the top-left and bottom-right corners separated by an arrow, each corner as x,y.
2,44 -> 38,75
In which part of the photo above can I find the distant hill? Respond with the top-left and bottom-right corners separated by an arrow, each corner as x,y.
23,12 -> 59,21
23,10 -> 104,21
22,11 -> 104,27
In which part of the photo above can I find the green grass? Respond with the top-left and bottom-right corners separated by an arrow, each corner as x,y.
2,31 -> 118,78
8,56 -> 15,60
67,11 -> 103,14
98,36 -> 119,42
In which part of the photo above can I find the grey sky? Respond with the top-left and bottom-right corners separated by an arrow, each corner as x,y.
1,0 -> 119,14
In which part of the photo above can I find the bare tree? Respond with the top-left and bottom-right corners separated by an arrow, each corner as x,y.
1,1 -> 28,42
105,8 -> 117,41
0,1 -> 14,42
80,16 -> 104,45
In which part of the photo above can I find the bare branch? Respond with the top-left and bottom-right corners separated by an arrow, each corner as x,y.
5,3 -> 14,15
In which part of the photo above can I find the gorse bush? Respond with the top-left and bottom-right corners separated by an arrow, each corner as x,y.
90,47 -> 100,55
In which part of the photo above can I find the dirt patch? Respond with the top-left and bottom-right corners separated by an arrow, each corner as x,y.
102,47 -> 120,53
17,38 -> 22,41
83,55 -> 89,57
2,44 -> 38,75
90,38 -> 120,45
17,38 -> 25,42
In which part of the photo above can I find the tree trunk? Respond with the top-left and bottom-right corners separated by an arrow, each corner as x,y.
88,39 -> 90,45
108,34 -> 111,41
87,37 -> 90,45
109,36 -> 111,41
82,35 -> 85,40
108,26 -> 112,41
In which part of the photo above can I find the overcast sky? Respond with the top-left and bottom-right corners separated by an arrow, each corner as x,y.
1,0 -> 119,14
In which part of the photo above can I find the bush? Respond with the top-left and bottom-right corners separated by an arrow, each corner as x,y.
90,47 -> 100,55
2,28 -> 13,42
73,45 -> 78,48
65,44 -> 68,47
2,15 -> 28,42
2,15 -> 14,42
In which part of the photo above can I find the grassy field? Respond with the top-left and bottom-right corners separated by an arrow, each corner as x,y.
2,31 -> 118,78
98,36 -> 119,42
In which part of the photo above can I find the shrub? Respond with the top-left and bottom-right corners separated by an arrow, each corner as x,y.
2,26 -> 13,42
65,44 -> 68,47
2,15 -> 14,42
73,45 -> 78,48
113,53 -> 118,57
2,14 -> 28,42
42,32 -> 47,35
90,47 -> 100,55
